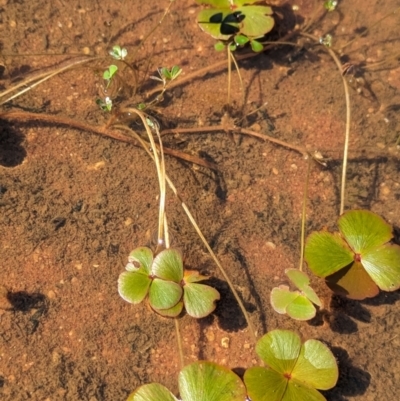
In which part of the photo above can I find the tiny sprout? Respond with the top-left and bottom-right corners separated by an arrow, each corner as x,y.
324,0 -> 338,12
214,41 -> 226,52
311,150 -> 330,167
109,45 -> 128,60
319,34 -> 333,47
103,64 -> 118,81
150,66 -> 182,85
250,39 -> 263,53
228,42 -> 237,52
146,117 -> 160,130
234,34 -> 249,47
96,97 -> 113,112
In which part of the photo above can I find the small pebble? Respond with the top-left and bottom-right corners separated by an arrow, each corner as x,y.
381,186 -> 390,196
124,217 -> 133,226
205,330 -> 215,342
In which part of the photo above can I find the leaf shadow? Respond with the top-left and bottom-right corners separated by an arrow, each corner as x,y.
323,346 -> 371,401
0,120 -> 27,167
5,290 -> 48,335
361,288 -> 400,306
7,290 -> 47,313
327,295 -> 371,334
206,277 -> 256,333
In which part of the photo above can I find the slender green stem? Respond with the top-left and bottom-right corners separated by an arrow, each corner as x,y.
174,318 -> 184,369
299,157 -> 311,271
229,50 -> 245,108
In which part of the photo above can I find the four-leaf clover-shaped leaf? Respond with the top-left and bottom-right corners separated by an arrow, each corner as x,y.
305,210 -> 400,300
118,247 -> 220,318
244,330 -> 338,401
119,247 -> 184,316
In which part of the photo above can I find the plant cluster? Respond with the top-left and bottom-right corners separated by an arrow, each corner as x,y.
128,330 -> 338,401
118,247 -> 220,318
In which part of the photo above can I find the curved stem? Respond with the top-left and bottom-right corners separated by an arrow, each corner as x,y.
326,48 -> 351,215
300,33 -> 351,215
230,50 -> 245,108
227,45 -> 232,105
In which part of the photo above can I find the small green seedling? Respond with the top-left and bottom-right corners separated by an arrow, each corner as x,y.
324,0 -> 338,12
319,34 -> 333,48
305,210 -> 400,300
103,64 -> 118,88
150,66 -> 182,85
196,0 -> 275,52
96,96 -> 113,112
270,268 -> 322,321
126,361 -> 246,401
244,329 -> 338,401
140,66 -> 182,110
109,45 -> 128,60
118,247 -> 220,317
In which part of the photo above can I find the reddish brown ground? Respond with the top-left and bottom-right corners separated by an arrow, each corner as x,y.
0,0 -> 399,400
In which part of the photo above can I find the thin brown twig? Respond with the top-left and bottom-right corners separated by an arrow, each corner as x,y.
0,110 -> 216,170
161,125 -> 308,157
